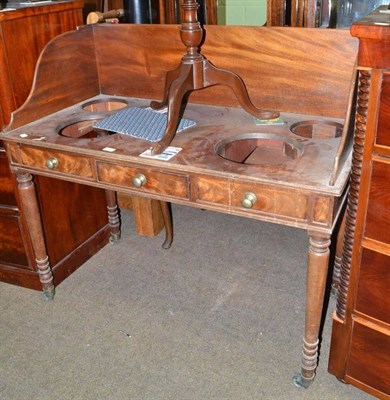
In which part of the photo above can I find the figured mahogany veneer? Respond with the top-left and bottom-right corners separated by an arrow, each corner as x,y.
1,23 -> 358,387
20,147 -> 95,179
97,163 -> 190,199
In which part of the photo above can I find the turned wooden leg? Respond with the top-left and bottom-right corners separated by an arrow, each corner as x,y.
105,190 -> 121,243
331,211 -> 346,296
293,233 -> 331,388
17,172 -> 54,300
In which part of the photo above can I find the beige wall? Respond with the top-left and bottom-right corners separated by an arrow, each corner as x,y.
217,0 -> 267,25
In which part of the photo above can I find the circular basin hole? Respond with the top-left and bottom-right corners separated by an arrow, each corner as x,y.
59,118 -> 107,139
82,99 -> 128,113
215,133 -> 303,165
290,120 -> 343,139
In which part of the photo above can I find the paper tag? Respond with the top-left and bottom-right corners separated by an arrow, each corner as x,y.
139,146 -> 182,161
102,147 -> 116,152
254,116 -> 285,126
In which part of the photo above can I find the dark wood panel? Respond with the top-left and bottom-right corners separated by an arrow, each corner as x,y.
376,72 -> 390,148
356,248 -> 390,324
0,214 -> 29,268
9,24 -> 357,123
0,1 -> 84,128
7,24 -> 358,127
37,177 -> 109,266
348,323 -> 390,396
205,0 -> 217,24
7,26 -> 99,130
364,160 -> 390,245
267,0 -> 317,27
0,150 -> 17,206
0,28 -> 15,128
92,25 -> 357,118
0,2 -> 111,291
267,0 -> 285,26
0,265 -> 40,290
1,11 -> 82,111
351,9 -> 390,69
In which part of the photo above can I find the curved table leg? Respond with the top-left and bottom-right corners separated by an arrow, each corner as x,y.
159,201 -> 173,249
150,58 -> 280,155
293,233 -> 331,388
150,64 -> 183,111
151,63 -> 194,155
105,190 -> 121,244
17,172 -> 54,300
203,60 -> 279,120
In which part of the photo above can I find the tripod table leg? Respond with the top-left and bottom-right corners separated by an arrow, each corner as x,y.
151,63 -> 195,155
203,61 -> 279,120
158,201 -> 173,249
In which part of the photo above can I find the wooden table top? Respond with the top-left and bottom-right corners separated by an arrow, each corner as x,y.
2,94 -> 350,195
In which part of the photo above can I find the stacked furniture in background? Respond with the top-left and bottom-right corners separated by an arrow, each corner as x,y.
0,1 -> 112,290
328,6 -> 390,399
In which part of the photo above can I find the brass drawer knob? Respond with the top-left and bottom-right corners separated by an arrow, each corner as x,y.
242,192 -> 257,209
45,157 -> 59,169
132,173 -> 147,187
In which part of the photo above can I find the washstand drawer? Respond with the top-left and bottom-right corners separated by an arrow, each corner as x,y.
230,182 -> 308,219
97,162 -> 189,199
195,176 -> 308,220
19,146 -> 94,178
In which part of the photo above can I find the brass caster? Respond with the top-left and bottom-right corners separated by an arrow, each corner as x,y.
293,373 -> 314,389
43,288 -> 55,301
109,232 -> 121,244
